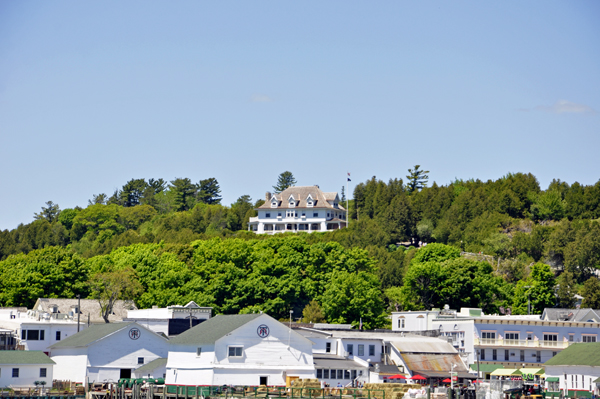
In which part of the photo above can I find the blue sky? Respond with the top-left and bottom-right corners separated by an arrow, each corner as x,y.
1,1 -> 599,230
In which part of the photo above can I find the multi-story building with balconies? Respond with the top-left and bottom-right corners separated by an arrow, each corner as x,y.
392,307 -> 600,377
248,186 -> 347,234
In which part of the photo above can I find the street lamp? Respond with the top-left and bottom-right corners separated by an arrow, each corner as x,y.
450,363 -> 457,390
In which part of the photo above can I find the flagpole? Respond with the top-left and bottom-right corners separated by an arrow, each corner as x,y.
347,173 -> 350,228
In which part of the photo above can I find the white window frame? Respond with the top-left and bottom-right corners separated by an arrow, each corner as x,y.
307,195 -> 314,207
271,200 -> 277,208
228,346 -> 243,358
582,334 -> 597,343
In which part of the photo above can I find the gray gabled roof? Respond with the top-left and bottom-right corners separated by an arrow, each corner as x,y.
542,308 -> 600,322
258,186 -> 344,210
0,351 -> 55,365
49,322 -> 136,349
169,314 -> 262,346
135,358 -> 167,373
34,298 -> 136,323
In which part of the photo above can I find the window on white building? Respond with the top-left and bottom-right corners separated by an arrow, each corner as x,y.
56,331 -> 61,341
138,357 -> 144,364
505,332 -> 519,341
317,369 -> 323,378
326,342 -> 331,353
228,346 -> 243,357
21,330 -> 44,341
544,333 -> 558,346
266,213 -> 270,218
271,200 -> 277,208
369,345 -> 375,356
313,212 -> 318,217
323,369 -> 329,378
286,210 -> 296,218
12,368 -> 19,378
358,345 -> 364,356
347,344 -> 353,355
40,368 -> 47,377
582,335 -> 597,342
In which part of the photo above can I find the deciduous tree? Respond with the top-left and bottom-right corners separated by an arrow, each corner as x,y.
90,267 -> 143,323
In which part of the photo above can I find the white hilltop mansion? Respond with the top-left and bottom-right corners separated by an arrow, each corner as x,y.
248,186 -> 347,234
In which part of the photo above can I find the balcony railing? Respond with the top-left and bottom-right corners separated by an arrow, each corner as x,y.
474,338 -> 571,348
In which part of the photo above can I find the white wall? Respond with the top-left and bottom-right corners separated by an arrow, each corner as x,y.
167,315 -> 315,386
85,326 -> 169,382
50,347 -> 88,383
0,364 -> 54,388
545,365 -> 600,393
52,324 -> 169,383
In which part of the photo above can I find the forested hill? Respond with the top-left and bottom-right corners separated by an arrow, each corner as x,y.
1,172 -> 599,326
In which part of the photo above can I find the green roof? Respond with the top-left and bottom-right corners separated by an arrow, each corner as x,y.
0,351 -> 55,365
135,358 -> 167,373
546,377 -> 560,382
169,314 -> 262,346
469,364 -> 503,373
545,343 -> 600,367
49,322 -> 136,349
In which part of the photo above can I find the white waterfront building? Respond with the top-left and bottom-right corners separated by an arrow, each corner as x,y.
166,313 -> 315,386
392,307 -> 600,375
49,322 -> 169,384
0,351 -> 55,389
0,306 -> 85,354
248,186 -> 347,234
126,301 -> 212,337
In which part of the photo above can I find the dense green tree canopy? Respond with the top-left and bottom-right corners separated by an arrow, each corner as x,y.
2,172 -> 600,326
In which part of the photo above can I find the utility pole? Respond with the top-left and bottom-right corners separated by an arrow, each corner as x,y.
77,294 -> 81,332
524,286 -> 532,315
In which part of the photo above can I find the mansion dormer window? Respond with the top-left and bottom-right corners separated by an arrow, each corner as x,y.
288,195 -> 296,208
271,199 -> 277,208
306,195 -> 314,207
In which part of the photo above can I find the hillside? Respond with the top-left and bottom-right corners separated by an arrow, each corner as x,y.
1,172 -> 599,324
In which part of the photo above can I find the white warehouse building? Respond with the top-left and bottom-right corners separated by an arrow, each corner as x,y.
166,313 -> 315,386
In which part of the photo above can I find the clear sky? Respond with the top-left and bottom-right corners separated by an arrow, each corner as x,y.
1,1 -> 599,230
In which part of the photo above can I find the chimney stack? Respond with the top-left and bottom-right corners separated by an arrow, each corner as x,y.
265,192 -> 271,201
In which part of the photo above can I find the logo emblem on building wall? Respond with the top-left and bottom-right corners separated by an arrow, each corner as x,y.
129,328 -> 141,340
257,324 -> 270,338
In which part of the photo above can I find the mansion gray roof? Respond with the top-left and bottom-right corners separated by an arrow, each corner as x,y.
259,186 -> 345,210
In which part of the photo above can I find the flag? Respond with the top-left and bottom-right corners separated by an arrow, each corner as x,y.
347,172 -> 351,182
